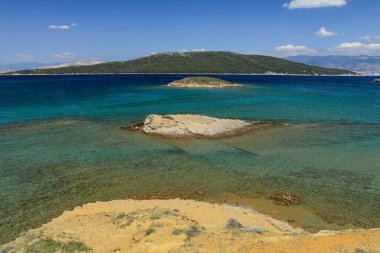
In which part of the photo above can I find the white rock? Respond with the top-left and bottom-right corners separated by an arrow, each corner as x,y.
142,114 -> 252,137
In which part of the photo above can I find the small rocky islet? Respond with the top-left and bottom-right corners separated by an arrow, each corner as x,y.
167,76 -> 243,88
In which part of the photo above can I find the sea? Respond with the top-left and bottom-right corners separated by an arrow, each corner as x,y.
0,74 -> 379,244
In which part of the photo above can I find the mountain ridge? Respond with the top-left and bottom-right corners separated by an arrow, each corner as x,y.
286,55 -> 380,75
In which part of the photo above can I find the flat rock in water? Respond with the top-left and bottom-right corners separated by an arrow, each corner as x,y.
142,114 -> 253,137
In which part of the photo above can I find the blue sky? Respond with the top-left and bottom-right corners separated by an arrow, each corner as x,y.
0,0 -> 379,65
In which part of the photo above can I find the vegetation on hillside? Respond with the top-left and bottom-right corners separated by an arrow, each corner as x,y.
25,238 -> 91,253
173,76 -> 232,84
9,51 -> 354,75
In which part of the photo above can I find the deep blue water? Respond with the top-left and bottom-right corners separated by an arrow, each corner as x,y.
1,74 -> 379,125
0,74 -> 379,244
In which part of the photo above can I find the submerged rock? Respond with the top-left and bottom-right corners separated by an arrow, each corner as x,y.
139,189 -> 207,200
270,193 -> 303,206
120,122 -> 144,131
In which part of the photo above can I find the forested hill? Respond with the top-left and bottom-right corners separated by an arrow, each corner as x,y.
10,51 -> 354,75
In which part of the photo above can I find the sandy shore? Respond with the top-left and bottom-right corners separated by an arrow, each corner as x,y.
3,199 -> 379,253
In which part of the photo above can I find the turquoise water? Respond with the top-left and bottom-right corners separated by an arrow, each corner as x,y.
0,74 -> 379,244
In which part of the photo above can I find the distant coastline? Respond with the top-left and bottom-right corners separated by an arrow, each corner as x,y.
0,72 -> 364,76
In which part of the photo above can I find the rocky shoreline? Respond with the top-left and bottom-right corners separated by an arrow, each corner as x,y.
122,114 -> 281,138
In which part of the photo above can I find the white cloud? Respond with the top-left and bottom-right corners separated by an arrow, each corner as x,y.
332,42 -> 380,55
52,52 -> 75,58
59,25 -> 70,30
49,23 -> 77,30
337,42 -> 364,49
283,0 -> 347,9
316,27 -> 337,37
275,44 -> 317,56
336,42 -> 380,50
360,34 -> 380,40
49,25 -> 70,30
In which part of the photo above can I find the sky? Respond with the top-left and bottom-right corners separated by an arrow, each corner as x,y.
0,0 -> 379,65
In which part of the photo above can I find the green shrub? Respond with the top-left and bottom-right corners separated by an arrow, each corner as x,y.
116,212 -> 128,219
186,226 -> 200,237
145,228 -> 156,236
26,238 -> 91,253
150,213 -> 161,220
225,218 -> 242,229
172,229 -> 184,236
26,238 -> 61,253
162,115 -> 174,120
62,241 -> 91,252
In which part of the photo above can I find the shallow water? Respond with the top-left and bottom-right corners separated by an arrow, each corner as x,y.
0,74 -> 379,244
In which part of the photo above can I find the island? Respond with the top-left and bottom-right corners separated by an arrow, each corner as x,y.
374,79 -> 380,83
3,199 -> 379,253
167,76 -> 242,88
123,114 -> 278,138
5,51 -> 355,75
